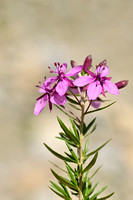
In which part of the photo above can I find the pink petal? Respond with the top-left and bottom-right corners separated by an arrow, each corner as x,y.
45,76 -> 58,85
103,80 -> 119,95
87,70 -> 96,77
91,100 -> 101,108
83,55 -> 92,72
39,88 -> 45,93
64,77 -> 74,87
56,79 -> 68,96
50,92 -> 66,105
61,63 -> 67,72
96,66 -> 109,77
34,95 -> 48,115
65,65 -> 83,77
87,82 -> 102,100
74,76 -> 95,87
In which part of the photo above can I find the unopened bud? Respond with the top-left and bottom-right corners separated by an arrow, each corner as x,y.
115,80 -> 128,89
70,60 -> 78,68
83,55 -> 92,72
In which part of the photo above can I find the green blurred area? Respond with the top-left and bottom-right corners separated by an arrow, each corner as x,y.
0,0 -> 133,200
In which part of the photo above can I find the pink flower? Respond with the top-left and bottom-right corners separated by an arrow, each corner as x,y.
47,62 -> 82,96
34,80 -> 66,115
74,65 -> 119,100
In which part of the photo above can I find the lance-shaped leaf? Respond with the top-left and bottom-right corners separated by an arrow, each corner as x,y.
66,96 -> 79,105
83,117 -> 96,135
97,192 -> 114,200
56,132 -> 77,148
66,143 -> 78,163
69,103 -> 81,111
50,181 -> 70,197
89,186 -> 108,200
65,162 -> 78,186
69,118 -> 79,139
57,117 -> 80,145
85,182 -> 99,198
90,165 -> 102,179
51,169 -> 79,191
82,152 -> 98,175
49,187 -> 71,200
83,139 -> 89,156
44,143 -> 76,163
85,102 -> 116,115
84,139 -> 111,161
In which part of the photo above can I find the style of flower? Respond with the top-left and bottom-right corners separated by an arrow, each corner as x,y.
47,62 -> 82,96
74,65 -> 119,100
34,80 -> 66,115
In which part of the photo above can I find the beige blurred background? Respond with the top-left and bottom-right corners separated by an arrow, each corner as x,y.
0,0 -> 133,199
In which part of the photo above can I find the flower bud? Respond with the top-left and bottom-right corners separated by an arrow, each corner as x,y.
83,55 -> 92,72
115,80 -> 128,89
70,60 -> 78,68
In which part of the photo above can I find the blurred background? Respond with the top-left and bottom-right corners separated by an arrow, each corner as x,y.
0,0 -> 133,199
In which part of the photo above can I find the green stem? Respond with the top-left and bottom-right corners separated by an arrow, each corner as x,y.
78,94 -> 85,200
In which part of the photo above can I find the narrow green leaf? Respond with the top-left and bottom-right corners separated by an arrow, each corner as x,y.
85,102 -> 116,115
69,118 -> 79,139
83,139 -> 89,156
57,117 -> 80,145
69,103 -> 81,110
85,139 -> 111,159
84,124 -> 97,138
66,143 -> 78,163
66,96 -> 79,105
89,186 -> 108,200
86,182 -> 99,197
97,192 -> 114,200
90,165 -> 102,179
49,187 -> 71,200
59,182 -> 70,196
65,162 -> 78,186
56,136 -> 77,148
44,143 -> 76,163
55,105 -> 77,121
82,152 -> 98,175
50,181 -> 68,196
51,169 -> 79,191
83,118 -> 96,135
49,160 -> 67,173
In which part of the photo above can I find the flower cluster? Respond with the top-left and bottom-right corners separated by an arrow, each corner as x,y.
34,55 -> 128,115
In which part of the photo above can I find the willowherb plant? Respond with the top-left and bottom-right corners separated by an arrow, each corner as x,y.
34,55 -> 128,200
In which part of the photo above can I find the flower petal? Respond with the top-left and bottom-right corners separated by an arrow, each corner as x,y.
64,77 -> 74,87
65,65 -> 83,77
50,92 -> 66,105
34,95 -> 48,115
61,63 -> 67,72
96,66 -> 109,77
74,76 -> 95,87
87,81 -> 102,100
91,100 -> 101,108
45,76 -> 58,85
103,80 -> 119,95
56,79 -> 68,96
39,88 -> 46,93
